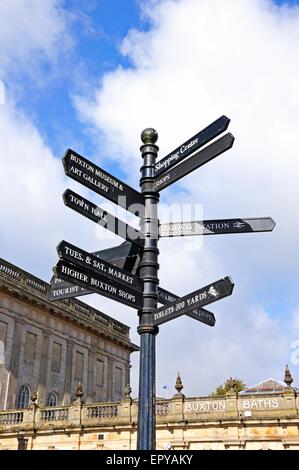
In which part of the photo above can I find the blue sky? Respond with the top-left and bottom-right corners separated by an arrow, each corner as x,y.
1,0 -> 299,396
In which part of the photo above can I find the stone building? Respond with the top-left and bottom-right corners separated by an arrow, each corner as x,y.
0,257 -> 139,410
0,368 -> 298,450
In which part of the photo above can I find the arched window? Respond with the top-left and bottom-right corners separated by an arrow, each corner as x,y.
16,384 -> 30,409
46,391 -> 58,407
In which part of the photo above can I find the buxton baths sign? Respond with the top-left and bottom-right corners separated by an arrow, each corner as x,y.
185,398 -> 281,413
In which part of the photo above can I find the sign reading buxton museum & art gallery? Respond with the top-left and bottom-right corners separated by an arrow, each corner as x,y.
63,149 -> 145,216
154,115 -> 230,177
153,277 -> 234,326
159,218 -> 276,238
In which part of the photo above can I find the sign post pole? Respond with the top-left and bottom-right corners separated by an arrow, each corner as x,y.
137,128 -> 160,450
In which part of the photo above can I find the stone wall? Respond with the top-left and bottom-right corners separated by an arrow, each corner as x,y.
0,390 -> 298,450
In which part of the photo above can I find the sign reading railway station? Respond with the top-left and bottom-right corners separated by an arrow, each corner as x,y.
50,115 -> 275,451
159,217 -> 276,237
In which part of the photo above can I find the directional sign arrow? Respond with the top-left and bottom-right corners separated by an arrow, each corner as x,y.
159,217 -> 276,237
57,240 -> 143,293
63,149 -> 145,217
153,133 -> 235,192
157,287 -> 215,327
154,116 -> 230,177
53,260 -> 143,309
153,277 -> 234,326
63,189 -> 144,248
48,241 -> 142,301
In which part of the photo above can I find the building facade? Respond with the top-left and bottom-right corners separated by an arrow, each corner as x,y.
0,375 -> 298,450
0,257 -> 139,410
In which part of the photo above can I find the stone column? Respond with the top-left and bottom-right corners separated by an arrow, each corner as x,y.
6,319 -> 24,409
63,340 -> 74,405
107,357 -> 114,402
86,348 -> 96,403
125,364 -> 131,391
37,331 -> 51,406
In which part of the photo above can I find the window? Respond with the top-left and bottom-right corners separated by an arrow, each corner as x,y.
96,360 -> 104,387
0,321 -> 7,364
75,351 -> 84,382
0,321 -> 7,345
51,342 -> 62,373
115,367 -> 122,395
24,332 -> 37,364
16,384 -> 30,409
46,391 -> 58,407
17,436 -> 28,450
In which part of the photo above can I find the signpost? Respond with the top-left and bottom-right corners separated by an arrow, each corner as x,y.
159,217 -> 276,238
51,117 -> 275,451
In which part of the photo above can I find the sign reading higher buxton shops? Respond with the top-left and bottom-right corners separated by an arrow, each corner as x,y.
50,116 -> 275,451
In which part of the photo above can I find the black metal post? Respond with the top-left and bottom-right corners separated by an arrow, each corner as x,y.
137,128 -> 160,450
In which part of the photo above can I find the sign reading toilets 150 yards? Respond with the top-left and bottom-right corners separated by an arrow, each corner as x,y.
63,149 -> 145,217
158,287 -> 216,327
153,133 -> 235,192
159,218 -> 276,237
153,277 -> 234,326
53,260 -> 142,309
154,115 -> 230,177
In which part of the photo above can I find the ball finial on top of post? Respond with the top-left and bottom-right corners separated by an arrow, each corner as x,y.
141,128 -> 158,145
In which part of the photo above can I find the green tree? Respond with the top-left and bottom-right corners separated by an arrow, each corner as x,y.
210,377 -> 246,397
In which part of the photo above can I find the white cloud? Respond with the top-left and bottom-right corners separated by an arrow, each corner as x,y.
76,0 -> 299,395
0,0 -> 71,78
0,1 -> 94,279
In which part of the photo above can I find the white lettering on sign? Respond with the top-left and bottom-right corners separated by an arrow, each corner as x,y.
185,401 -> 226,413
70,154 -> 124,192
204,222 -> 231,231
155,138 -> 199,173
186,291 -> 208,306
61,265 -> 88,283
153,173 -> 170,190
242,399 -> 279,410
107,267 -> 134,285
